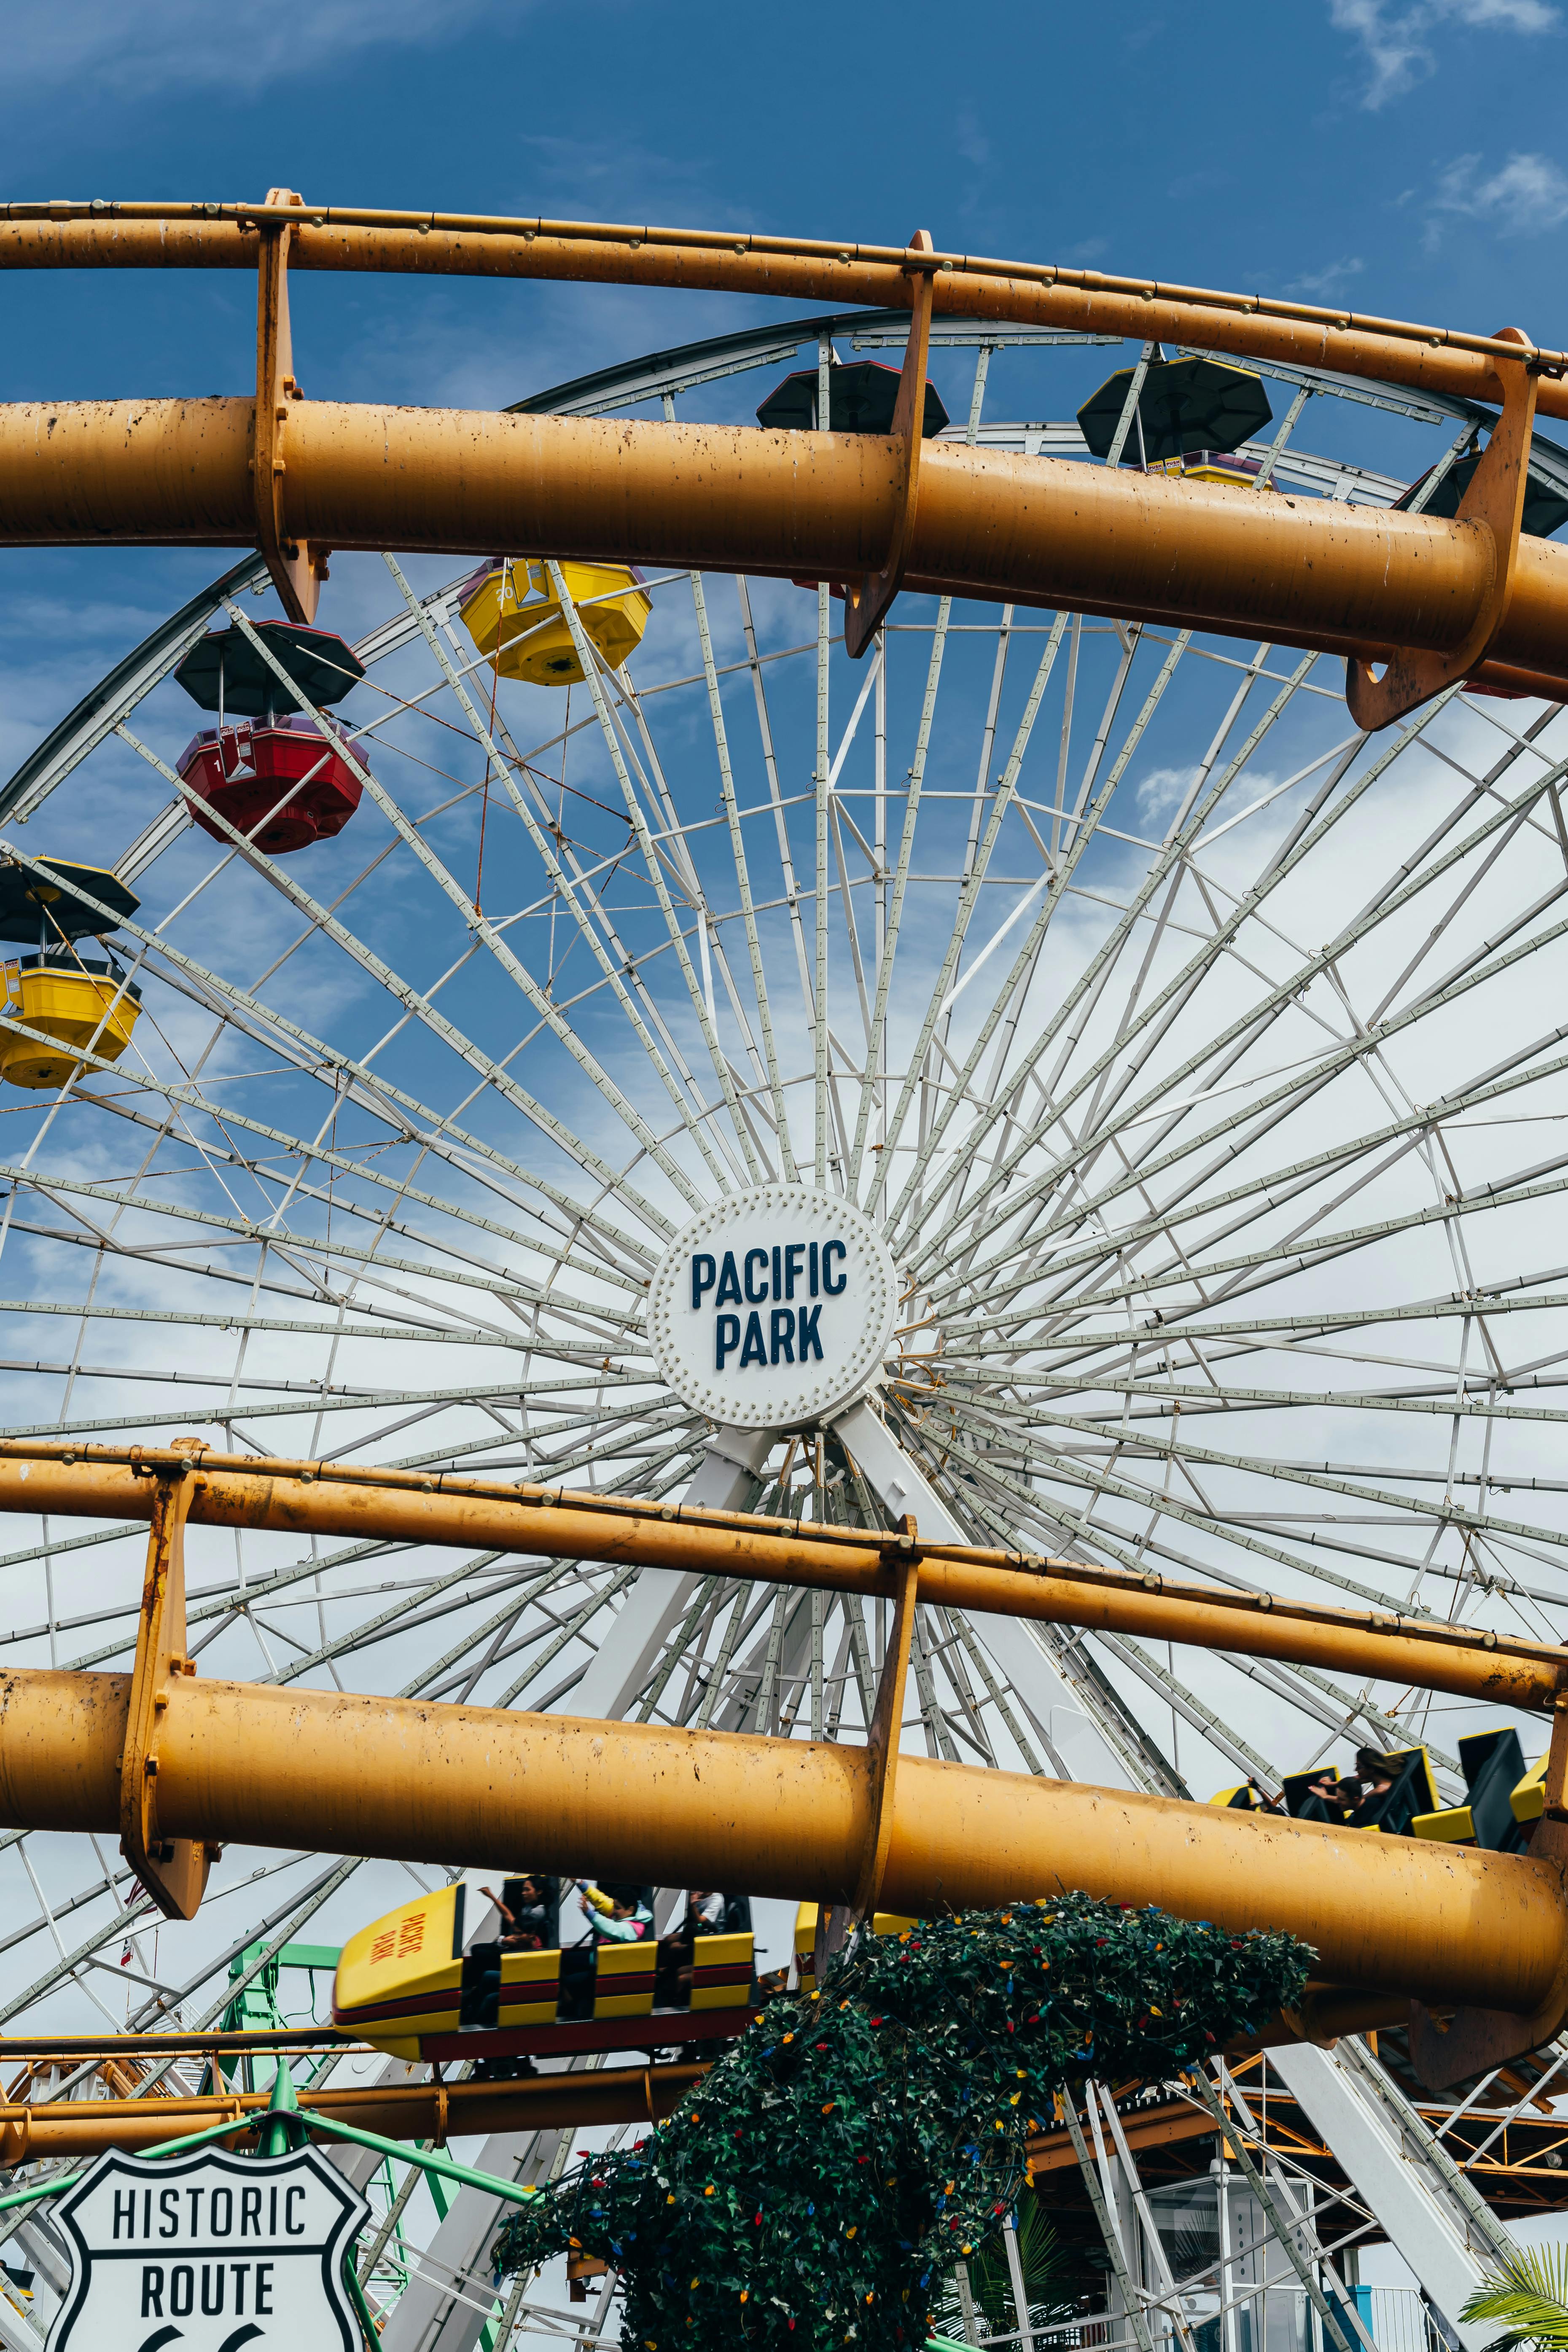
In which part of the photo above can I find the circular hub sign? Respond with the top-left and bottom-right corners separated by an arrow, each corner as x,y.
646,1185 -> 898,1429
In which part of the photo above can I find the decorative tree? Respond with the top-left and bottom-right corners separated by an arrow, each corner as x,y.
493,1896 -> 1310,2351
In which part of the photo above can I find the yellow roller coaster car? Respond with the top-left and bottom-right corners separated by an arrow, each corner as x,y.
332,1883 -> 757,2064
793,1902 -> 919,1989
1212,1733 -> 1546,1854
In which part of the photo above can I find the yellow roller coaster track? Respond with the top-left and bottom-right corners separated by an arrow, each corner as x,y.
0,1442 -> 1564,2088
1,193 -> 1566,719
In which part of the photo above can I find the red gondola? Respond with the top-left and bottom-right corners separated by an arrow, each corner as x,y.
176,716 -> 363,856
173,620 -> 368,856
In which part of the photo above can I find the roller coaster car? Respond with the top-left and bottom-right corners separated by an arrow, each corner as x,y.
1411,1729 -> 1545,1853
332,1885 -> 757,2063
1211,1748 -> 1442,1837
1213,1735 -> 1549,1851
792,1903 -> 919,1989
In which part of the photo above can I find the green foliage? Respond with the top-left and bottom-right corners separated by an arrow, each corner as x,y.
930,2199 -> 1082,2338
1463,2246 -> 1568,2350
492,1896 -> 1310,2352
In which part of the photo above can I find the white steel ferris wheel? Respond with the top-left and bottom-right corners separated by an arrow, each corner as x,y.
2,307 -> 1568,2207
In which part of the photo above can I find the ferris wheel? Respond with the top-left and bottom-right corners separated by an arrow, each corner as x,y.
0,302 -> 1566,2102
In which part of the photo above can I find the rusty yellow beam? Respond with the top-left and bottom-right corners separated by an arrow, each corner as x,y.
2,396 -> 1565,697
2,201 -> 1566,420
0,1442 -> 1558,1713
3,200 -> 1565,702
0,1658 -> 1563,2026
0,2060 -> 707,2165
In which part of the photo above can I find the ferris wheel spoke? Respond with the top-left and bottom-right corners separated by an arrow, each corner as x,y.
929,1386 -> 1455,1607
892,624 -> 1197,1241
5,1164 -> 643,1344
387,556 -> 752,1200
934,1008 -> 1568,1335
222,598 -> 708,1225
487,679 -> 785,1192
37,1060 -> 659,1308
906,699 -> 1443,1284
113,742 -> 675,1275
1037,958 -> 1568,1292
941,643 -> 1329,1253
1011,725 -> 1568,1230
686,573 -> 799,1177
846,598 -> 953,1197
243,1553 -> 543,1689
876,612 -> 1070,1214
566,622 -> 770,1190
1009,1391 -> 1568,1569
733,577 -> 818,1059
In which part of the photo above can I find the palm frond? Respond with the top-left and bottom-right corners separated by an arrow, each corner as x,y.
933,2203 -> 1083,2335
1463,2247 -> 1568,2351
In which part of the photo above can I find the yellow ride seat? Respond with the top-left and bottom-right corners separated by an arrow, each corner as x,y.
458,559 -> 651,687
1412,1728 -> 1537,1851
0,953 -> 140,1090
592,1938 -> 656,2019
689,1931 -> 754,2011
1208,1783 -> 1262,1810
1511,1747 -> 1550,1827
496,1946 -> 561,2029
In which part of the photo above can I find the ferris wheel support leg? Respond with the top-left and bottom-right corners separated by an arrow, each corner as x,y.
565,1425 -> 772,1723
1266,2039 -> 1511,2352
830,1394 -> 1138,1790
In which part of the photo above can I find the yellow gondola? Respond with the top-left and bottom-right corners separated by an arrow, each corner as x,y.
332,1883 -> 756,2064
0,858 -> 143,1092
0,950 -> 140,1090
458,558 -> 651,687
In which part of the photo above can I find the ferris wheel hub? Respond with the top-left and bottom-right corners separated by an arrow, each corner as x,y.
646,1184 -> 898,1431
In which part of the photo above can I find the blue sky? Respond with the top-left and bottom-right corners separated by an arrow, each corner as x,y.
3,0 -> 1566,411
4,0 -> 1566,764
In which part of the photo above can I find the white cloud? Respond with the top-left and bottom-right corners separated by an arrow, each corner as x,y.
955,108 -> 990,172
1329,0 -> 1557,110
1134,766 -> 1198,824
1426,150 -> 1568,243
1288,255 -> 1366,297
1,0 -> 496,100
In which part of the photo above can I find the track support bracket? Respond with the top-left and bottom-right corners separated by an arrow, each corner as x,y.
814,1524 -> 920,1980
251,187 -> 329,625
120,1439 -> 212,1921
844,234 -> 937,659
1346,332 -> 1538,732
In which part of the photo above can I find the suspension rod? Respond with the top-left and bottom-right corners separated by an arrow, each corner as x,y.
0,1442 -> 1557,1711
0,1661 -> 1561,2021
